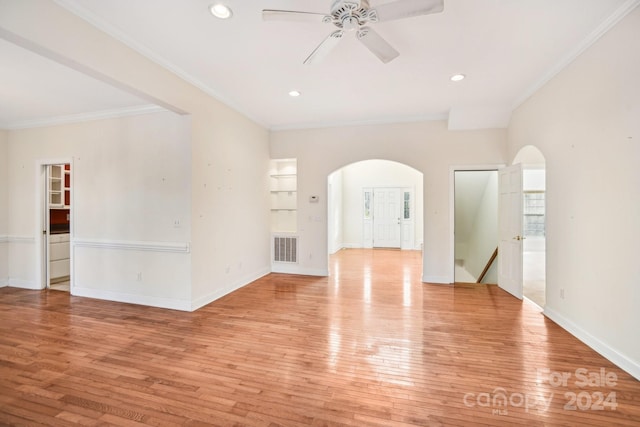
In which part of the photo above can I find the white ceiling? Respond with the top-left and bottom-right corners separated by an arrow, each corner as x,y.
1,0 -> 635,130
0,38 -> 150,129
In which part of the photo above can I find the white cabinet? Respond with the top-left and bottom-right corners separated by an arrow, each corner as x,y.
49,164 -> 71,209
49,165 -> 64,208
50,233 -> 70,279
270,159 -> 297,232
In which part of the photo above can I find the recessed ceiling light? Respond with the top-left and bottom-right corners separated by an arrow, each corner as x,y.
209,3 -> 233,19
450,74 -> 466,82
288,90 -> 301,97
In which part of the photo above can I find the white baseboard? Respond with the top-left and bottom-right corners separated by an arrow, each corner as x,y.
340,244 -> 423,251
72,285 -> 192,311
342,243 -> 362,249
422,275 -> 451,284
544,306 -> 640,381
8,278 -> 41,289
190,267 -> 271,311
329,242 -> 345,253
271,264 -> 329,277
0,278 -> 8,288
32,266 -> 271,312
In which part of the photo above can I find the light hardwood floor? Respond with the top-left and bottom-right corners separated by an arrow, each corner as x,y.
1,249 -> 638,426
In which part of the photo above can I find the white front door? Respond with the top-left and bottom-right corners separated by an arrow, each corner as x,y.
498,164 -> 523,299
373,188 -> 402,248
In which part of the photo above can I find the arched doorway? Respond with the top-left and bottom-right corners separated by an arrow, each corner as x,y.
513,146 -> 547,307
327,159 -> 424,273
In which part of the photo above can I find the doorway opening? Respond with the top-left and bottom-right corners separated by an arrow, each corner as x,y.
514,146 -> 546,308
361,187 -> 415,249
39,161 -> 72,292
453,170 -> 499,284
327,159 -> 424,276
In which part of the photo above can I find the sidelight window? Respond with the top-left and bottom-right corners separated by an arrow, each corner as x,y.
403,191 -> 411,220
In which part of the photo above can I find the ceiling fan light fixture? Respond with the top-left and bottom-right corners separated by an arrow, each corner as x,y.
209,3 -> 233,19
450,74 -> 466,82
262,0 -> 445,65
288,90 -> 301,97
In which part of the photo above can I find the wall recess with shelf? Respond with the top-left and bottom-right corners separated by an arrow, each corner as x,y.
270,159 -> 297,233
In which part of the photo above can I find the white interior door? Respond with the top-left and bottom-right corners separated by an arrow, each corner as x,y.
498,164 -> 523,299
373,188 -> 402,248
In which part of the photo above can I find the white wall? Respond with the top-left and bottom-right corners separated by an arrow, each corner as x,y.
189,108 -> 271,309
465,172 -> 498,283
328,169 -> 344,254
7,112 -> 193,308
454,171 -> 491,262
0,129 -> 8,287
270,121 -> 508,281
523,168 -> 545,192
340,160 -> 423,249
1,1 -> 271,310
508,7 -> 640,378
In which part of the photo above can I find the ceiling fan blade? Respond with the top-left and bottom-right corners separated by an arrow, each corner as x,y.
262,9 -> 329,23
373,0 -> 444,22
304,30 -> 344,65
357,27 -> 399,64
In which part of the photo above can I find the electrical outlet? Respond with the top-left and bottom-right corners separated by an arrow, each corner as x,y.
560,288 -> 565,299
137,272 -> 142,282
173,219 -> 181,228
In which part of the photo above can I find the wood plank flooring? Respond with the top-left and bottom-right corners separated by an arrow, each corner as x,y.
1,248 -> 639,426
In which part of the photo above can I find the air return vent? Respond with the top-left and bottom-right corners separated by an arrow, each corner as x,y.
273,236 -> 298,263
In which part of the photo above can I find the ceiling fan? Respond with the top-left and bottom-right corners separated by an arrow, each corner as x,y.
262,0 -> 444,65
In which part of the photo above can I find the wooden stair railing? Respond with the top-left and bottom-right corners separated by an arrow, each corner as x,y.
477,247 -> 498,284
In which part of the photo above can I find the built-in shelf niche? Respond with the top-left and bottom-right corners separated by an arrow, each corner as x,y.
270,159 -> 297,232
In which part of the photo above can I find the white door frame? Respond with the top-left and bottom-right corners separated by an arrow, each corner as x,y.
363,186 -> 416,250
35,158 -> 73,291
448,164 -> 504,284
521,163 -> 546,307
400,187 -> 415,250
363,188 -> 373,249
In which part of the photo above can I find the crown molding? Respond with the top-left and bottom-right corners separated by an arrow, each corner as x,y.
512,0 -> 640,110
51,0 -> 639,132
269,113 -> 449,132
2,105 -> 166,130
